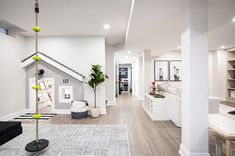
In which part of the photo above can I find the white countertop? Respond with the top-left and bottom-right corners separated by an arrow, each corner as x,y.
209,114 -> 235,139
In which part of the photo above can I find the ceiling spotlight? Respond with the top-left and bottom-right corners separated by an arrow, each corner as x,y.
127,50 -> 131,54
177,46 -> 181,49
232,17 -> 235,22
220,45 -> 225,49
104,24 -> 110,30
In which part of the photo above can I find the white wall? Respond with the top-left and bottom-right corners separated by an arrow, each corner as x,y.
208,50 -> 227,98
105,44 -> 115,104
0,34 -> 26,118
152,50 -> 227,98
143,50 -> 152,93
138,55 -> 144,99
25,36 -> 106,114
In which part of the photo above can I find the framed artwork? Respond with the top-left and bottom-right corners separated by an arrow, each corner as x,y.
59,86 -> 73,103
119,67 -> 128,79
169,60 -> 182,81
154,60 -> 169,81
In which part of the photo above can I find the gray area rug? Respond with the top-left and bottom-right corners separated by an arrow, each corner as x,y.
0,124 -> 131,156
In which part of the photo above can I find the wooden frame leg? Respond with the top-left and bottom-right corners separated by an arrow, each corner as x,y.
226,139 -> 231,156
215,137 -> 222,156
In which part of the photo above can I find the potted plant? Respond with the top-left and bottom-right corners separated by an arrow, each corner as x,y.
88,64 -> 105,117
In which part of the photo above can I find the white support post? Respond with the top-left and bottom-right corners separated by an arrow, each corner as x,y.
143,50 -> 152,94
179,0 -> 209,156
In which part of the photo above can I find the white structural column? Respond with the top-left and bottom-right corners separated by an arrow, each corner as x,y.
143,50 -> 152,93
138,55 -> 144,100
179,0 -> 209,156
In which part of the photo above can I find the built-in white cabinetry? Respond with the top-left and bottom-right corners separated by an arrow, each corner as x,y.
143,93 -> 182,127
143,94 -> 169,121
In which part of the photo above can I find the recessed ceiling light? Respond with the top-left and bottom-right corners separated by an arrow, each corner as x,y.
127,50 -> 131,54
232,17 -> 235,22
220,45 -> 225,49
104,24 -> 110,30
177,46 -> 181,49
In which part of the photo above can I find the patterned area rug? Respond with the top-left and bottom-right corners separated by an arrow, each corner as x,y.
13,113 -> 57,121
0,124 -> 131,156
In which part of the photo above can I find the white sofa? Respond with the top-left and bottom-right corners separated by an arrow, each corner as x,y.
143,82 -> 220,128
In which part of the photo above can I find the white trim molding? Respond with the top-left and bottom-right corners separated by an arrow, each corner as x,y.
0,109 -> 29,121
21,53 -> 84,81
53,109 -> 71,114
53,108 -> 107,115
106,101 -> 115,106
100,107 -> 107,115
179,144 -> 210,156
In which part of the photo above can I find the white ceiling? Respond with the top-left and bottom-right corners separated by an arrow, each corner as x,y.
0,0 -> 235,54
125,0 -> 235,55
0,0 -> 131,45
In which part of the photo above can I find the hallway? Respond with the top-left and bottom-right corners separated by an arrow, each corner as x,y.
45,95 -> 181,156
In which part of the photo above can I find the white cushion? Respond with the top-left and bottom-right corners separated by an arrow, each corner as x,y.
167,86 -> 177,95
158,83 -> 169,92
72,101 -> 86,109
71,106 -> 88,112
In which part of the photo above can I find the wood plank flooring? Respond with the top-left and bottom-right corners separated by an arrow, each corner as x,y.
25,94 -> 221,156
35,94 -> 181,156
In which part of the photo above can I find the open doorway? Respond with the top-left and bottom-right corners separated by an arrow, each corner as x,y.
116,64 -> 132,96
29,78 -> 55,113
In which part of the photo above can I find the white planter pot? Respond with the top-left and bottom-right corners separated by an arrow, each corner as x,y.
90,107 -> 100,118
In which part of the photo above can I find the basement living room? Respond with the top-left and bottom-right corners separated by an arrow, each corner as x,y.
1,0 -> 235,156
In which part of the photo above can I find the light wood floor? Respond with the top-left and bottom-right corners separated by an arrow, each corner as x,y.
35,94 -> 181,156
27,94 -> 221,156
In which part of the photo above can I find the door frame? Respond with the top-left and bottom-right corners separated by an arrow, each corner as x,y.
29,77 -> 55,112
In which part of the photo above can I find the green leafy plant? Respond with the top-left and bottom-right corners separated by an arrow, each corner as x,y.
88,64 -> 105,108
152,93 -> 165,98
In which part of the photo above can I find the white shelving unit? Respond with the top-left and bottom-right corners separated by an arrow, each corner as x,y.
227,48 -> 235,101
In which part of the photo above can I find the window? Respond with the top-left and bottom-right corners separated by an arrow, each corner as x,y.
0,26 -> 8,35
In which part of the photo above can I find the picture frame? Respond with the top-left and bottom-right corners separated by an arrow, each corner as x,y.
119,67 -> 128,79
169,60 -> 182,81
154,60 -> 169,81
59,86 -> 73,103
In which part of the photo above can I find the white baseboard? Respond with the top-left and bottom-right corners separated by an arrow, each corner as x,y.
179,144 -> 210,156
138,97 -> 144,100
0,109 -> 28,121
100,107 -> 107,115
107,101 -> 115,106
53,109 -> 71,114
53,108 -> 107,115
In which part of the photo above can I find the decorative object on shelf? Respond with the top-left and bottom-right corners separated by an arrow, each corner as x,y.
154,60 -> 169,81
152,93 -> 165,98
25,0 -> 49,152
169,60 -> 182,81
88,64 -> 105,118
59,86 -> 73,103
150,81 -> 157,95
